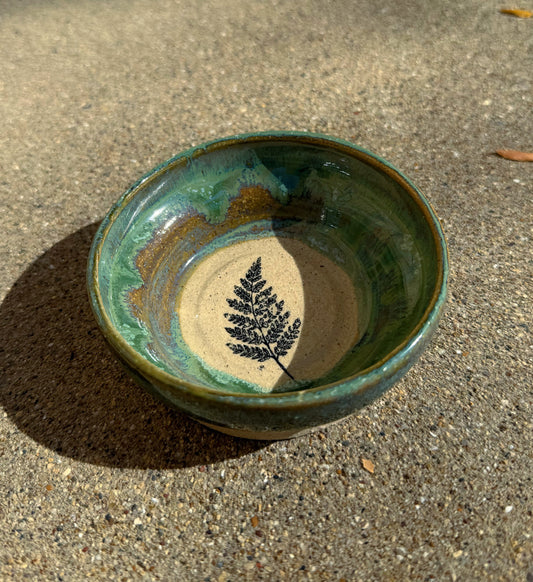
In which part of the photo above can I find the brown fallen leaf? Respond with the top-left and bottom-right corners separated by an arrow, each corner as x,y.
495,149 -> 533,162
361,458 -> 375,473
500,8 -> 533,18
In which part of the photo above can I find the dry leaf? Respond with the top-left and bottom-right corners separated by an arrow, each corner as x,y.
495,149 -> 533,162
251,515 -> 259,528
361,458 -> 375,473
500,8 -> 533,18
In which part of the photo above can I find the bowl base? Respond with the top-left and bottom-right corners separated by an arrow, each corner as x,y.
197,418 -> 339,440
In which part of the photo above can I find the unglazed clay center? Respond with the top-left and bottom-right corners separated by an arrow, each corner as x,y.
178,236 -> 359,392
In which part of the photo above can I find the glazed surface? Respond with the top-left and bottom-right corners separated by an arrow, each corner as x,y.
95,138 -> 443,397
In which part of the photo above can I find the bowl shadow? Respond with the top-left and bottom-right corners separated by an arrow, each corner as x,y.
0,223 -> 266,469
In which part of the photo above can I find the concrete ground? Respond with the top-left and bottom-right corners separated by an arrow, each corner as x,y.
0,0 -> 531,580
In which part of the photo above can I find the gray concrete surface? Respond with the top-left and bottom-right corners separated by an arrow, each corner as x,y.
1,1 -> 532,580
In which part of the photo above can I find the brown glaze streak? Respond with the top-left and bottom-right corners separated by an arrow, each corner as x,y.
128,185 -> 289,336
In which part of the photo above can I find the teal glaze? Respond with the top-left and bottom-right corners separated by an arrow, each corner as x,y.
88,132 -> 448,438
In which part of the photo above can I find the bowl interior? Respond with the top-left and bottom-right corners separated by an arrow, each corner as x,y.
93,135 -> 444,395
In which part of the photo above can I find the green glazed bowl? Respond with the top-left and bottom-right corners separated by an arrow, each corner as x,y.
88,132 -> 448,439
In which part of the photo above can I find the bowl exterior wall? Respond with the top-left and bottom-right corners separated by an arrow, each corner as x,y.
104,316 -> 438,438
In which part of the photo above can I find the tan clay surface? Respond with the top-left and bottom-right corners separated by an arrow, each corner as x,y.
178,237 -> 359,391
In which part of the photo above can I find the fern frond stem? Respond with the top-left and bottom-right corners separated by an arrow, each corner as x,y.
250,288 -> 296,381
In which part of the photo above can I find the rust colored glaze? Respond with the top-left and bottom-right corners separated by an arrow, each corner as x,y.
129,185 -> 287,333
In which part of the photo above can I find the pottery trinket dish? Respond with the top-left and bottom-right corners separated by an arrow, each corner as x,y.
87,132 -> 448,439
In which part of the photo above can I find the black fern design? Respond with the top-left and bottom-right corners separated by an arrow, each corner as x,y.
224,257 -> 301,381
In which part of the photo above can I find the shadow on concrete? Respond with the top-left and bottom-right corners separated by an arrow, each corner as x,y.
0,223 -> 265,469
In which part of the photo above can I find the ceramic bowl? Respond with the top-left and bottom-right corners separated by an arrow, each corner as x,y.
88,132 -> 448,439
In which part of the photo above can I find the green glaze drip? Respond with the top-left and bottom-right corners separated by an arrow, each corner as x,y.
176,148 -> 289,224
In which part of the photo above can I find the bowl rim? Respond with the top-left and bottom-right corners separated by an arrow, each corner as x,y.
87,130 -> 449,406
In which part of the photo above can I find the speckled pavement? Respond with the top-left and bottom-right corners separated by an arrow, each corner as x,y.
0,1 -> 531,580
